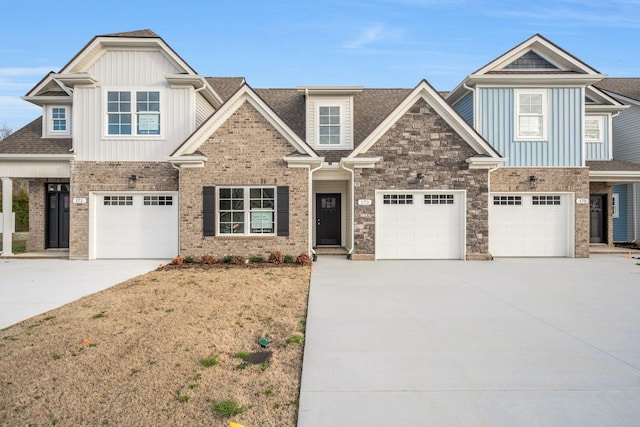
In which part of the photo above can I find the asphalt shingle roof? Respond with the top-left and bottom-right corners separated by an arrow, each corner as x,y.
0,117 -> 72,155
587,160 -> 640,172
595,78 -> 640,103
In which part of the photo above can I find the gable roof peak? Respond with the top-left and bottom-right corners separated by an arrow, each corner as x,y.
97,29 -> 160,38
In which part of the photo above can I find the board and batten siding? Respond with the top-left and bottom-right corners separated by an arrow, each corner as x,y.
73,50 -> 197,161
612,104 -> 640,163
477,87 -> 583,167
453,91 -> 474,126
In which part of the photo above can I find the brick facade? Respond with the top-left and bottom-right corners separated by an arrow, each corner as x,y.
353,98 -> 491,260
69,161 -> 178,259
26,179 -> 49,251
490,167 -> 591,257
178,101 -> 309,258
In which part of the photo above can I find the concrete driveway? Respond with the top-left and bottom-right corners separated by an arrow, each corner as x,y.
0,258 -> 163,329
298,255 -> 640,427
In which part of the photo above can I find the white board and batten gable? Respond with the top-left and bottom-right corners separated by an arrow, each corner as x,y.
22,31 -> 222,162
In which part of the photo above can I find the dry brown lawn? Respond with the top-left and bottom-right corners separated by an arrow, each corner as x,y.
0,265 -> 311,426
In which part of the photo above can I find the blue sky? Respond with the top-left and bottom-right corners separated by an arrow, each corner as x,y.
1,0 -> 639,132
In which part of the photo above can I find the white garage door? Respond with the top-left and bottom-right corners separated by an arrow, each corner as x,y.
489,193 -> 572,257
376,191 -> 465,259
95,193 -> 178,259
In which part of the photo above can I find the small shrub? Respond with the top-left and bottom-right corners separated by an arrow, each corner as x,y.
184,255 -> 194,264
230,255 -> 245,265
200,354 -> 219,367
171,255 -> 185,266
92,311 -> 106,319
223,255 -> 233,264
199,254 -> 218,264
212,399 -> 246,418
295,253 -> 311,266
234,351 -> 250,361
284,254 -> 295,263
249,255 -> 264,263
269,251 -> 284,264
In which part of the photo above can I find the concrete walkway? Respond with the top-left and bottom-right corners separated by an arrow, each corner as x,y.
298,255 -> 640,427
0,258 -> 163,329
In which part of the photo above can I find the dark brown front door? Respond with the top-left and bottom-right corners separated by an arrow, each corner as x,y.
316,193 -> 341,246
590,195 -> 606,244
46,183 -> 70,248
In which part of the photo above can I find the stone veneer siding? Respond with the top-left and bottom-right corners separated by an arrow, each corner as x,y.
589,182 -> 613,246
69,161 -> 178,259
353,98 -> 491,260
490,167 -> 590,257
178,101 -> 308,258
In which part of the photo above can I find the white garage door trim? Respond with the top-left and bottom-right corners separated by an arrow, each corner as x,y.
489,192 -> 574,257
375,190 -> 466,260
89,191 -> 179,259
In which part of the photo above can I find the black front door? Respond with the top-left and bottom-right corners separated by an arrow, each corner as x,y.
316,193 -> 341,246
590,194 -> 606,244
46,183 -> 70,248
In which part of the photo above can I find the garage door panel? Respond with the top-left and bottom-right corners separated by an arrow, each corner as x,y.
376,191 -> 464,260
95,193 -> 178,259
489,193 -> 571,257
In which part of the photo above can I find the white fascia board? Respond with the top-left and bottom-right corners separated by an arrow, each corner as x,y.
585,104 -> 630,113
586,86 -> 625,106
166,155 -> 207,168
350,81 -> 501,160
173,86 -> 317,158
445,78 -> 472,104
52,73 -> 97,87
467,74 -> 607,86
601,90 -> 640,107
21,95 -> 72,106
340,157 -> 382,169
283,156 -> 325,168
165,74 -> 222,108
589,171 -> 640,182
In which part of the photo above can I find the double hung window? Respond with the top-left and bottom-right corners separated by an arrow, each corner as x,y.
218,187 -> 276,235
515,89 -> 547,140
318,106 -> 341,145
50,107 -> 68,133
107,90 -> 160,136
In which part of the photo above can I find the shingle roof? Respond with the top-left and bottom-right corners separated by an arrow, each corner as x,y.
206,77 -> 245,102
595,78 -> 640,103
98,29 -> 160,38
0,117 -> 72,155
587,160 -> 640,172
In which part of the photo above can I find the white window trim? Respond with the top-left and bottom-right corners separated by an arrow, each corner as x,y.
585,115 -> 605,143
612,193 -> 619,219
217,186 -> 277,236
46,105 -> 71,137
314,100 -> 348,149
514,89 -> 548,141
103,87 -> 164,139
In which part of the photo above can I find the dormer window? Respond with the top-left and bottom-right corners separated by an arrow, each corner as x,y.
106,90 -> 161,136
319,106 -> 341,145
45,106 -> 70,137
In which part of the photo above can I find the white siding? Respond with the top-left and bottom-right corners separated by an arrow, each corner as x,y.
305,96 -> 353,149
196,93 -> 215,128
0,160 -> 70,178
73,50 -> 196,161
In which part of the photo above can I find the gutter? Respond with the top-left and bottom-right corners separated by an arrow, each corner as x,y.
339,160 -> 356,259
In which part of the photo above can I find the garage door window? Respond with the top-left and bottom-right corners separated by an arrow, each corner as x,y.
144,195 -> 173,206
104,195 -> 133,206
424,194 -> 454,205
493,195 -> 522,206
383,194 -> 413,205
219,187 -> 275,235
532,195 -> 561,205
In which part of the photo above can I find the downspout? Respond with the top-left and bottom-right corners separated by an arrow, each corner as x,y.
340,161 -> 356,259
463,81 -> 477,128
486,164 -> 501,260
309,161 -> 323,260
170,162 -> 181,257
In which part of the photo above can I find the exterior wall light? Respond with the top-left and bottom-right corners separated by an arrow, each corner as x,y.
128,175 -> 138,189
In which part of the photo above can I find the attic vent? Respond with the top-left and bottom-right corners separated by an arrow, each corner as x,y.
504,51 -> 559,70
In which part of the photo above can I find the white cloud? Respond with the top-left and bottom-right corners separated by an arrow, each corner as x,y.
343,24 -> 404,49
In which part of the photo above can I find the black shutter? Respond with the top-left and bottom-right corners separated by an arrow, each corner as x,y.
203,186 -> 215,236
277,186 -> 289,236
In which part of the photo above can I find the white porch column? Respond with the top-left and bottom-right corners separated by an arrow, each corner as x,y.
1,177 -> 13,256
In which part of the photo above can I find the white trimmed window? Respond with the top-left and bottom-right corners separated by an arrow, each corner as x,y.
585,115 -> 604,143
107,90 -> 161,136
515,89 -> 547,140
50,106 -> 69,133
318,106 -> 341,146
218,187 -> 276,235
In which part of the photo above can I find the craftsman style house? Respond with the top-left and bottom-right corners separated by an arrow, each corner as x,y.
1,30 -> 638,260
